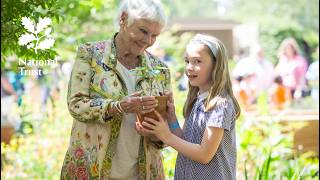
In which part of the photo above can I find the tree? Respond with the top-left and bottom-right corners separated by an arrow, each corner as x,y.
1,0 -> 117,70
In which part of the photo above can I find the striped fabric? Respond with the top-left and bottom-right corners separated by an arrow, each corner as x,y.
174,91 -> 237,180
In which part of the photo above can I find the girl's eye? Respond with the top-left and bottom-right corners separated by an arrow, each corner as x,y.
195,59 -> 201,63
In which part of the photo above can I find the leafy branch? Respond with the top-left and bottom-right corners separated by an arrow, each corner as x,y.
134,66 -> 168,96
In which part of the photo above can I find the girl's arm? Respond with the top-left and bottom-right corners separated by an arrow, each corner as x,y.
168,121 -> 183,138
165,91 -> 183,138
143,111 -> 224,164
168,126 -> 223,164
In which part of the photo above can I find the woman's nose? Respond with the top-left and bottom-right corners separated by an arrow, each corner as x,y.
143,35 -> 153,46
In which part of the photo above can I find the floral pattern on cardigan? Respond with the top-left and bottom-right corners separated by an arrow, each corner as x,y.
61,33 -> 171,180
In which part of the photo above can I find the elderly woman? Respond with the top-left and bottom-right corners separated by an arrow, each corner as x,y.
60,0 -> 170,179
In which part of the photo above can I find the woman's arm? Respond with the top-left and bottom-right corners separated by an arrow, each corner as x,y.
68,44 -> 157,124
143,111 -> 224,164
67,43 -> 115,123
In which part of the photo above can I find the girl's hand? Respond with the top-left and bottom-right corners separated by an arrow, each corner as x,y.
164,91 -> 177,123
142,111 -> 172,142
135,120 -> 158,141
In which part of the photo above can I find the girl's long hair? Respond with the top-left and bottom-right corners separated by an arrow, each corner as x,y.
183,35 -> 241,119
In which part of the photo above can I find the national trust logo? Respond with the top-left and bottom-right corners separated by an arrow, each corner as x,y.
18,16 -> 55,54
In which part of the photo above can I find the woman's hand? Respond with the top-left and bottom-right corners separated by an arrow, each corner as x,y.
164,91 -> 177,123
119,91 -> 158,114
141,111 -> 172,143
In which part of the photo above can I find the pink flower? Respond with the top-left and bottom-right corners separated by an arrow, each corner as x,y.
76,166 -> 89,180
74,147 -> 84,159
96,42 -> 105,51
67,162 -> 76,176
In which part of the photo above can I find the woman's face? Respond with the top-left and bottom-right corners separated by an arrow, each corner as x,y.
121,18 -> 161,56
185,44 -> 214,92
284,44 -> 296,58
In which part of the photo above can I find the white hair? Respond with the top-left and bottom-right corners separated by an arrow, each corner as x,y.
117,0 -> 167,30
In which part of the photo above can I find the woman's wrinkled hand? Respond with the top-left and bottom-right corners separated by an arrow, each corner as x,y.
120,91 -> 158,114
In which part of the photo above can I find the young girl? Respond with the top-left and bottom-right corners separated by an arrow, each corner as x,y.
268,75 -> 291,110
136,34 -> 241,179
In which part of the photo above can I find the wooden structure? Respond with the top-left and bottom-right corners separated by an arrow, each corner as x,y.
276,109 -> 319,154
168,18 -> 240,58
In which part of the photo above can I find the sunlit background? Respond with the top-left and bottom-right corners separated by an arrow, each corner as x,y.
1,0 -> 319,179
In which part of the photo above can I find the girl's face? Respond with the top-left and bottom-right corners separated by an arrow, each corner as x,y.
185,44 -> 214,93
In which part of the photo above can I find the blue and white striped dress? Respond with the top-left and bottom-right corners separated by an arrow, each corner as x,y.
174,91 -> 237,180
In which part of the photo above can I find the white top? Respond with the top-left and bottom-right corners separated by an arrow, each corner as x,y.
232,56 -> 275,94
110,61 -> 140,180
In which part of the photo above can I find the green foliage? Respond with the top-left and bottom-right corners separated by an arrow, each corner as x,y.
1,0 -> 117,70
1,92 -> 72,179
229,0 -> 319,65
236,99 -> 319,179
1,0 -> 62,67
162,0 -> 219,18
1,1 -> 319,179
257,91 -> 269,116
260,24 -> 319,65
155,30 -> 194,82
161,147 -> 178,179
134,66 -> 169,96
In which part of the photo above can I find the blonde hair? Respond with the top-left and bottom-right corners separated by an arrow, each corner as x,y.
183,34 -> 241,119
117,0 -> 167,30
278,37 -> 301,57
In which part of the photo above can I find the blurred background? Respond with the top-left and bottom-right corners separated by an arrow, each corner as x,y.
1,0 -> 319,179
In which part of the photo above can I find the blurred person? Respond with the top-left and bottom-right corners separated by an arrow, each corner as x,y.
37,67 -> 51,113
1,70 -> 18,101
275,37 -> 308,100
268,75 -> 291,110
48,64 -> 62,102
60,0 -> 171,179
1,70 -> 20,143
232,44 -> 275,97
249,45 -> 275,92
7,71 -> 25,106
305,46 -> 319,103
233,76 -> 254,110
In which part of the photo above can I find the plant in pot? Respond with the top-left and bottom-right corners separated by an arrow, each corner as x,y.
134,66 -> 169,123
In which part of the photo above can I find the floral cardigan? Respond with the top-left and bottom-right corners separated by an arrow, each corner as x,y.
60,35 -> 171,180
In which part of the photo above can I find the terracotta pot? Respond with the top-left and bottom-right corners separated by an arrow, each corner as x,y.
137,95 -> 168,123
1,126 -> 15,144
